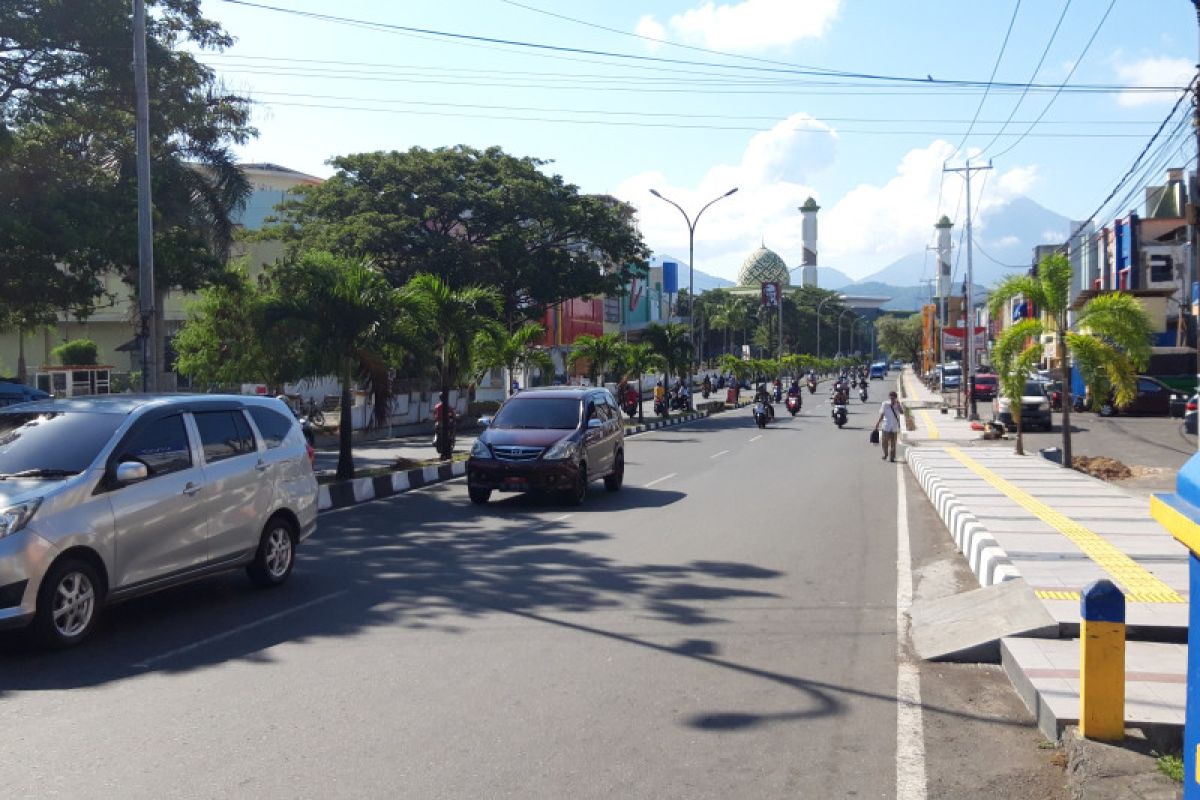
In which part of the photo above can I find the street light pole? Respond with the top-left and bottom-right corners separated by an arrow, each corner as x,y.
816,295 -> 837,358
837,308 -> 853,357
650,187 -> 738,407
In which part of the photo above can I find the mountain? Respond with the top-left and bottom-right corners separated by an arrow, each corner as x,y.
693,267 -> 734,293
846,281 -> 987,313
855,196 -> 1072,287
816,266 -> 857,289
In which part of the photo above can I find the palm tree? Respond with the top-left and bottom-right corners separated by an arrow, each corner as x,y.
474,322 -> 553,396
989,252 -> 1153,466
643,322 -> 693,385
403,274 -> 503,459
568,332 -> 624,386
262,251 -> 417,481
992,320 -> 1043,456
615,342 -> 663,424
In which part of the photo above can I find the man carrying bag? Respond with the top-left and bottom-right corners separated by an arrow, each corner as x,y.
873,390 -> 903,462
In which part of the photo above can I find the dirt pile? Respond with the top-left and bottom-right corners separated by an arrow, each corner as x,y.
1071,456 -> 1133,481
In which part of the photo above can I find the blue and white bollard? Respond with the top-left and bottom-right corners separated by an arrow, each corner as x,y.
1150,453 -> 1200,798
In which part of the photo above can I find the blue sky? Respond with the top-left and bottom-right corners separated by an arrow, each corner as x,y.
199,0 -> 1197,281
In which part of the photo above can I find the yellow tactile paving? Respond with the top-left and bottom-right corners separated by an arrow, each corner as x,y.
945,447 -> 1184,604
917,409 -> 940,439
1035,590 -> 1081,601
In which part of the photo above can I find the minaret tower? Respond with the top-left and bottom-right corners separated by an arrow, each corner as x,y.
800,197 -> 820,287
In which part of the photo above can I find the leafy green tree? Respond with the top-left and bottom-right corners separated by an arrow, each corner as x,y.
262,252 -> 418,481
875,315 -> 923,366
989,252 -> 1153,465
263,145 -> 648,326
568,333 -> 624,386
473,322 -> 553,396
403,274 -> 503,459
615,342 -> 662,423
992,320 -> 1044,456
643,322 -> 693,385
174,268 -> 304,391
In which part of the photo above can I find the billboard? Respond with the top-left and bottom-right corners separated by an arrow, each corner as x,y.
761,281 -> 780,307
662,261 -> 678,295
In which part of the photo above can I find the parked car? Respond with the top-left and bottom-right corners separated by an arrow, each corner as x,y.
972,373 -> 998,401
1098,376 -> 1178,417
468,386 -> 624,506
941,365 -> 963,390
0,394 -> 318,647
890,360 -> 904,371
0,382 -> 49,408
993,380 -> 1052,431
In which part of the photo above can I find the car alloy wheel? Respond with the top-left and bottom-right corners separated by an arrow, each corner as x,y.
604,452 -> 624,492
52,569 -> 96,639
32,558 -> 102,648
248,518 -> 297,588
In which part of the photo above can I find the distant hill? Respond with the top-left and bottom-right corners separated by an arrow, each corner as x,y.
856,196 -> 1071,287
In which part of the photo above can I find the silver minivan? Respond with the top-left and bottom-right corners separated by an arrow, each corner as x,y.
0,395 -> 318,647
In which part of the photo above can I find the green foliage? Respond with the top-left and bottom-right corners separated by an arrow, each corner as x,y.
174,267 -> 303,390
875,315 -> 923,365
642,322 -> 693,383
992,320 -> 1043,454
717,353 -> 752,383
473,322 -> 552,394
51,338 -> 98,366
568,333 -> 624,385
262,145 -> 648,325
1155,753 -> 1183,783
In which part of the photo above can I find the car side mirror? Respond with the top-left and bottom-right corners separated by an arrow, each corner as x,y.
478,416 -> 491,428
587,418 -> 603,429
114,461 -> 149,485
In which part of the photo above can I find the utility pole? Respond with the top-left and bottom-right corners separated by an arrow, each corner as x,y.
944,161 -> 992,420
133,0 -> 156,392
1192,0 -> 1200,451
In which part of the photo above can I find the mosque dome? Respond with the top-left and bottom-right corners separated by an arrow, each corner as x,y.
737,245 -> 791,287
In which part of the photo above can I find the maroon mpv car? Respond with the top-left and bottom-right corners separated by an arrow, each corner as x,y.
467,387 -> 625,505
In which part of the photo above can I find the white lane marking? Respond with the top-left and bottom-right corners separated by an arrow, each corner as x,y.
643,473 -> 677,488
895,464 -> 927,799
749,434 -> 762,442
133,590 -> 349,669
709,450 -> 730,459
551,513 -> 573,522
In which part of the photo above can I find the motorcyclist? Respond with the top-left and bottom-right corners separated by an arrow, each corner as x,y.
702,375 -> 712,397
754,382 -> 775,418
623,383 -> 639,415
788,379 -> 801,397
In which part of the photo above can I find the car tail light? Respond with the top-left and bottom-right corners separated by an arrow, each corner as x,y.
306,442 -> 315,469
1188,399 -> 1197,412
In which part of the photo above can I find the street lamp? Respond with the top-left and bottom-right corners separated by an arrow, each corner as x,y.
650,186 -> 739,402
837,308 -> 854,357
815,295 -> 839,358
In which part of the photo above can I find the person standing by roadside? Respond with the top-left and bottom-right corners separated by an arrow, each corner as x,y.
873,390 -> 903,462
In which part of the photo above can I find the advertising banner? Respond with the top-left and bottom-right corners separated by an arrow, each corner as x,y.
761,281 -> 780,307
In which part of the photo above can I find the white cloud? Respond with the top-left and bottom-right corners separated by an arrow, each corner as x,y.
614,127 -> 1038,282
637,0 -> 841,53
1115,56 -> 1193,106
996,235 -> 1020,248
633,14 -> 666,48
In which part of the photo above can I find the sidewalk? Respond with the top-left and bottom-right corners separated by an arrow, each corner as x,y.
902,375 -> 1190,741
900,368 -> 980,445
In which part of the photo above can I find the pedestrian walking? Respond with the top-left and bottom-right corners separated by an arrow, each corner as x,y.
873,390 -> 903,462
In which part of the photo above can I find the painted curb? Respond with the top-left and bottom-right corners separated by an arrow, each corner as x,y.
316,407 -> 732,513
905,448 -> 1021,588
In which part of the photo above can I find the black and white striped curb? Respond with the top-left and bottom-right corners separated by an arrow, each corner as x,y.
906,448 -> 1021,587
318,461 -> 466,512
316,405 -> 745,513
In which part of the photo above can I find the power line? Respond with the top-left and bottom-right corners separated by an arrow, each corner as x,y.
217,0 -> 1182,94
975,0 -> 1073,157
988,0 -> 1118,160
950,0 -> 1022,159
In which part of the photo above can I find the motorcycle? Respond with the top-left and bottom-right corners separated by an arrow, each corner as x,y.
785,395 -> 801,416
859,386 -> 869,403
701,379 -> 712,399
831,398 -> 848,428
670,391 -> 689,411
773,385 -> 783,402
807,378 -> 817,394
622,397 -> 639,417
433,408 -> 457,450
753,401 -> 770,428
654,397 -> 668,417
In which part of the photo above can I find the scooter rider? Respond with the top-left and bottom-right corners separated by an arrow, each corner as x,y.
754,382 -> 775,418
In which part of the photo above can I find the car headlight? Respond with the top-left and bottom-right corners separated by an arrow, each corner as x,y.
1038,401 -> 1050,411
0,499 -> 41,539
543,438 -> 580,460
470,439 -> 491,458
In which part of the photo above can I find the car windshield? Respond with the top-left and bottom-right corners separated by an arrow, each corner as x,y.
490,397 -> 581,430
977,376 -> 997,384
1024,382 -> 1047,396
943,366 -> 962,376
0,411 -> 125,476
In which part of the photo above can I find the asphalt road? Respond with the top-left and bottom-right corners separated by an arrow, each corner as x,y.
0,389 -> 1063,798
